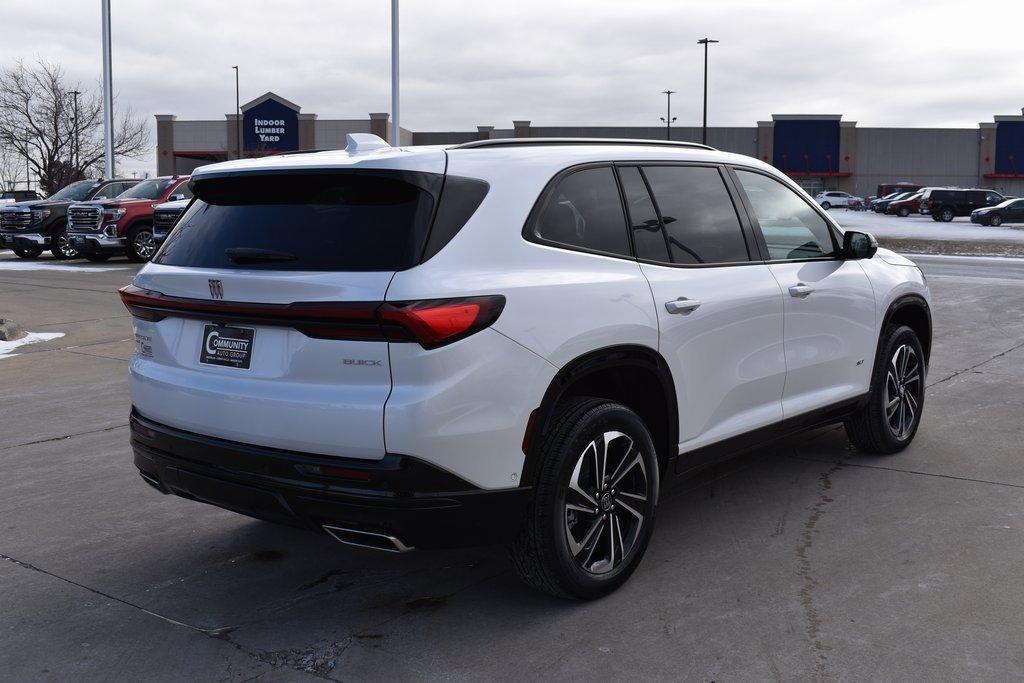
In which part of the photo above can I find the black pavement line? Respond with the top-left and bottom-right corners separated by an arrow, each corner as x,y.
0,423 -> 128,452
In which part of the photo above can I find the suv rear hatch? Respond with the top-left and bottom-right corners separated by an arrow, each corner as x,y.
127,160 -> 446,460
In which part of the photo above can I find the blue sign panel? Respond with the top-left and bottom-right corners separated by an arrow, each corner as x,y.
772,119 -> 841,174
994,121 -> 1024,175
243,98 -> 299,153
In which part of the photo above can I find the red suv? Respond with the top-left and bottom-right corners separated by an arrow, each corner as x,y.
886,191 -> 924,217
68,176 -> 192,262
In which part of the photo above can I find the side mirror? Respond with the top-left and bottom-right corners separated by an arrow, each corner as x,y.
843,230 -> 877,260
168,193 -> 186,202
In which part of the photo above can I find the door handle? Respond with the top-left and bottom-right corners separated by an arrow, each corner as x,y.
665,297 -> 701,314
789,284 -> 814,298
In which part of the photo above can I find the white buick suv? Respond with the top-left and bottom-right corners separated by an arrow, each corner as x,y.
122,136 -> 931,599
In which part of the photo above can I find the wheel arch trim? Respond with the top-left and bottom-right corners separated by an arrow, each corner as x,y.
880,293 -> 932,364
520,344 -> 679,487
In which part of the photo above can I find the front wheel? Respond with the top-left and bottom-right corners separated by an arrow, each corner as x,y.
509,397 -> 659,599
939,207 -> 954,222
845,324 -> 926,454
50,224 -> 79,260
13,247 -> 43,259
898,207 -> 910,217
990,214 -> 1003,227
127,223 -> 157,262
821,201 -> 831,210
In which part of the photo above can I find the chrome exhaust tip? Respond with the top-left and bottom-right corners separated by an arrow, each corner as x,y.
322,525 -> 414,553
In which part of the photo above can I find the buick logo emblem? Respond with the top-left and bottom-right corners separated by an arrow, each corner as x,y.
208,279 -> 224,299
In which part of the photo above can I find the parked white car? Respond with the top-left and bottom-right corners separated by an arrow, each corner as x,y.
122,135 -> 931,599
814,190 -> 861,209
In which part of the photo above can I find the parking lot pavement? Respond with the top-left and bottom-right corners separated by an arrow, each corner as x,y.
2,251 -> 1024,680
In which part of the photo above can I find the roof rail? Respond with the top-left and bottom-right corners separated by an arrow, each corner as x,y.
452,137 -> 717,151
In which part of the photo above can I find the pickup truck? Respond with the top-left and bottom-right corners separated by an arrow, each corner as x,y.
68,176 -> 191,262
0,179 -> 138,259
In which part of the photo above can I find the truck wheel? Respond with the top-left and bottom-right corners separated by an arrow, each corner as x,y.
940,208 -> 954,222
898,207 -> 910,217
509,397 -> 659,599
127,223 -> 157,263
845,324 -> 926,454
13,247 -> 43,259
83,253 -> 111,262
50,224 -> 79,260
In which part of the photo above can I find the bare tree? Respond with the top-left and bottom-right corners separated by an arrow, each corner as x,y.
0,146 -> 24,192
0,59 -> 149,195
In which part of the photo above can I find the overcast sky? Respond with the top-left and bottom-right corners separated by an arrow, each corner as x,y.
4,0 -> 1023,176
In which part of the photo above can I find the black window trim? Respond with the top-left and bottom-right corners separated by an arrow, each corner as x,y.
617,161 -> 758,268
523,160 -> 768,269
522,162 -> 634,261
726,164 -> 845,264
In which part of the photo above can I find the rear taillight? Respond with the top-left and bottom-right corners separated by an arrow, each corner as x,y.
118,285 -> 505,349
378,297 -> 505,349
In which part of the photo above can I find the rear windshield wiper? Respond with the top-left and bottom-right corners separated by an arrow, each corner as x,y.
224,247 -> 298,264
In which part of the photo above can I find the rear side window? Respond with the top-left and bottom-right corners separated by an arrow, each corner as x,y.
734,169 -> 837,260
534,167 -> 630,257
155,173 -> 436,271
642,165 -> 750,265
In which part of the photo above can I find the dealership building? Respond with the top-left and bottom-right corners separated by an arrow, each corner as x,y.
156,93 -> 1024,197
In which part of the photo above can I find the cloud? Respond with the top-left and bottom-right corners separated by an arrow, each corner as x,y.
3,0 -> 1022,177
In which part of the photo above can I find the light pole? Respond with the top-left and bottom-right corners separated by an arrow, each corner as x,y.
390,0 -> 400,146
697,37 -> 719,146
70,90 -> 81,173
101,0 -> 114,178
232,66 -> 241,159
659,90 -> 677,141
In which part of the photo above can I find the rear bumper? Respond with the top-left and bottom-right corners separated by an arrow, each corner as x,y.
129,409 -> 531,549
0,232 -> 48,248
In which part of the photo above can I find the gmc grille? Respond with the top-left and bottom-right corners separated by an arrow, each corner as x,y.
0,208 -> 31,230
69,205 -> 103,231
153,209 -> 183,231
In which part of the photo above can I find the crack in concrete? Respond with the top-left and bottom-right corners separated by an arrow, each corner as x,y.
789,454 -> 1024,491
0,423 -> 128,452
927,338 -> 1024,389
794,460 -> 843,678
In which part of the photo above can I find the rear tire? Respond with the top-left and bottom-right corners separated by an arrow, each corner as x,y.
83,253 -> 111,262
50,224 -> 78,260
939,207 -> 954,222
990,214 -> 1003,227
13,247 -> 42,259
898,207 -> 910,217
845,325 -> 925,454
509,397 -> 659,599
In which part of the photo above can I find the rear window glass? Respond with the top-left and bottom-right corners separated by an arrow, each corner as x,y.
534,167 -> 630,257
154,173 -> 436,271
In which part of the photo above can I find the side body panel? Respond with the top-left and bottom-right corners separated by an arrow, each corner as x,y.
641,263 -> 787,453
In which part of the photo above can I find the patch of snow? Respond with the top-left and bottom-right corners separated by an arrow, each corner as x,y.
831,210 -> 1024,242
0,332 -> 65,359
0,260 -> 127,272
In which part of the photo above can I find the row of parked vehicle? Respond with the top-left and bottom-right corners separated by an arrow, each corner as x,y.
0,177 -> 191,262
865,183 -> 1021,225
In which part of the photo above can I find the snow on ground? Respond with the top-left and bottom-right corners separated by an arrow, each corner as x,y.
0,332 -> 64,359
830,209 -> 1024,242
0,257 -> 127,272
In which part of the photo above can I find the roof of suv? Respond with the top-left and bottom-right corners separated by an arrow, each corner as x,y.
190,137 -> 776,181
